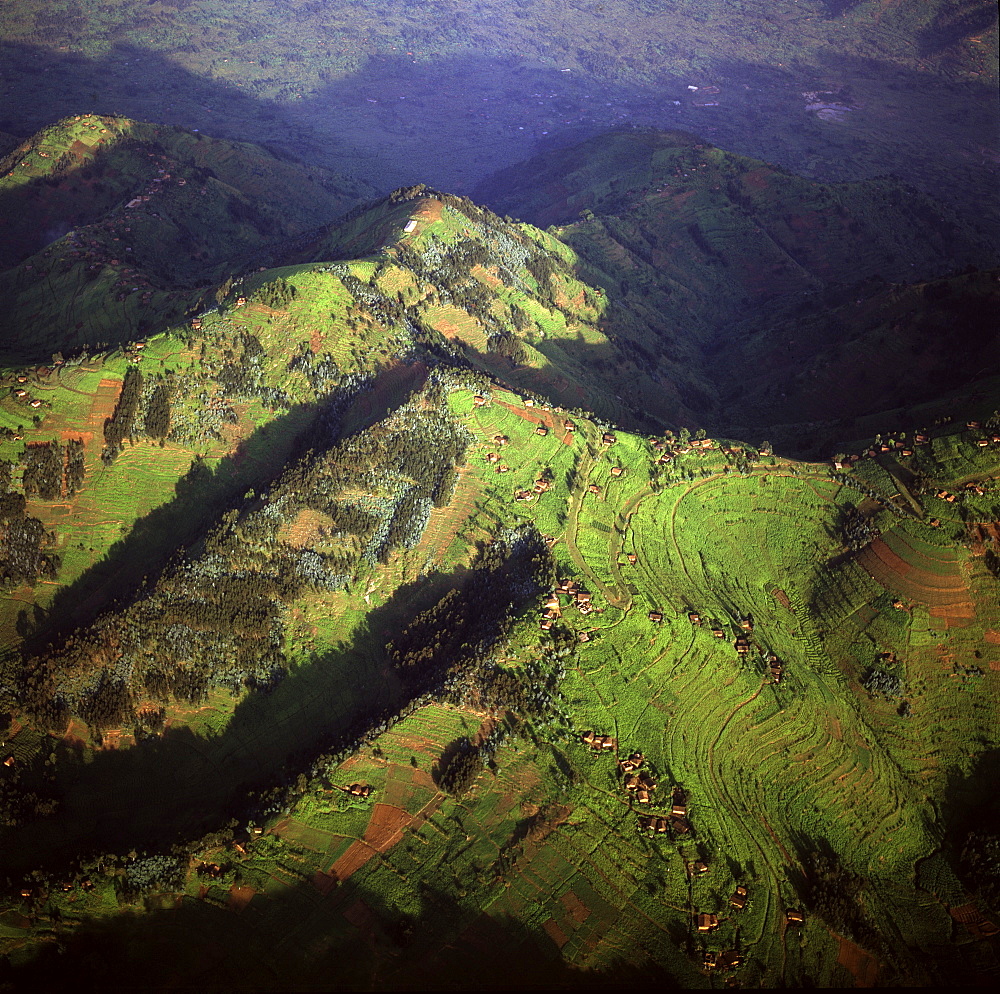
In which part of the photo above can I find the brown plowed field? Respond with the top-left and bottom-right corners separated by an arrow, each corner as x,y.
227,884 -> 255,912
560,890 -> 591,924
328,802 -> 426,883
494,400 -> 574,444
542,918 -> 569,949
837,936 -> 880,987
856,538 -> 974,623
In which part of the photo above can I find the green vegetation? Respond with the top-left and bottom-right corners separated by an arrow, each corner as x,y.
0,85 -> 997,988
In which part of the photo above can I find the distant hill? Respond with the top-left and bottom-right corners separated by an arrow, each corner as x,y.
476,129 -> 1000,447
0,115 -> 377,361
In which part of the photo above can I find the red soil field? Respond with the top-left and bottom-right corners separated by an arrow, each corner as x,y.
857,538 -> 974,624
327,802 -> 418,884
560,890 -> 591,924
227,884 -> 255,912
542,918 -> 569,949
837,936 -> 880,987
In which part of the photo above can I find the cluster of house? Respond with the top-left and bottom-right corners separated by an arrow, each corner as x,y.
968,419 -> 1000,448
579,730 -> 616,751
620,751 -> 658,805
650,434 -> 742,468
479,433 -> 513,477
516,471 -> 552,502
637,786 -> 693,837
835,421 -> 1000,471
338,783 -> 373,799
703,948 -> 744,972
540,578 -> 597,632
9,383 -> 46,409
18,876 -> 95,901
693,887 -> 761,973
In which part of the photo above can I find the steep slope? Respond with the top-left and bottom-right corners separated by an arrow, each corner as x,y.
476,129 -> 1000,447
0,115 -> 377,361
1,122 -> 1000,989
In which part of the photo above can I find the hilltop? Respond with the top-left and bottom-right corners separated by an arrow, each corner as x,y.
0,117 -> 999,988
0,114 -> 377,361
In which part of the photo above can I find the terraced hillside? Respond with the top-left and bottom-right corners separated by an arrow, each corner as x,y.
1,124 -> 1000,988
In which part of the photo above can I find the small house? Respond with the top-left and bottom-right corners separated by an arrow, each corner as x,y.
786,909 -> 805,926
403,219 -> 418,233
696,913 -> 719,933
717,950 -> 744,971
688,612 -> 701,625
577,630 -> 591,643
730,886 -> 748,910
649,611 -> 663,623
564,420 -> 576,432
610,466 -> 625,478
602,433 -> 617,445
587,484 -> 601,496
691,860 -> 709,876
626,553 -> 637,564
580,731 -> 596,745
3,755 -> 15,768
473,395 -> 487,407
711,627 -> 725,638
535,425 -> 549,436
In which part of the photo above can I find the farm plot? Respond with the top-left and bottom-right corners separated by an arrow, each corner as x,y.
856,533 -> 974,626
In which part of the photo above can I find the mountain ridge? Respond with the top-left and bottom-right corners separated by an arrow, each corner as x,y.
0,115 -> 999,988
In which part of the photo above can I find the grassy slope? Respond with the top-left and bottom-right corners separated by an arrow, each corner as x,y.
0,131 -> 998,986
0,115 -> 377,361
5,387 -> 999,987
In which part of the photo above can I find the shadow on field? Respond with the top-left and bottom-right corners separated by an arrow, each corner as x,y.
18,401 -> 321,657
3,563 -> 478,877
19,358 -> 424,658
9,872 -> 682,991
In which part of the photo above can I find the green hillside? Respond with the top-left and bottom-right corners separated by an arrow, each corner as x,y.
0,117 -> 999,988
477,129 -> 1000,449
0,114 -> 377,361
